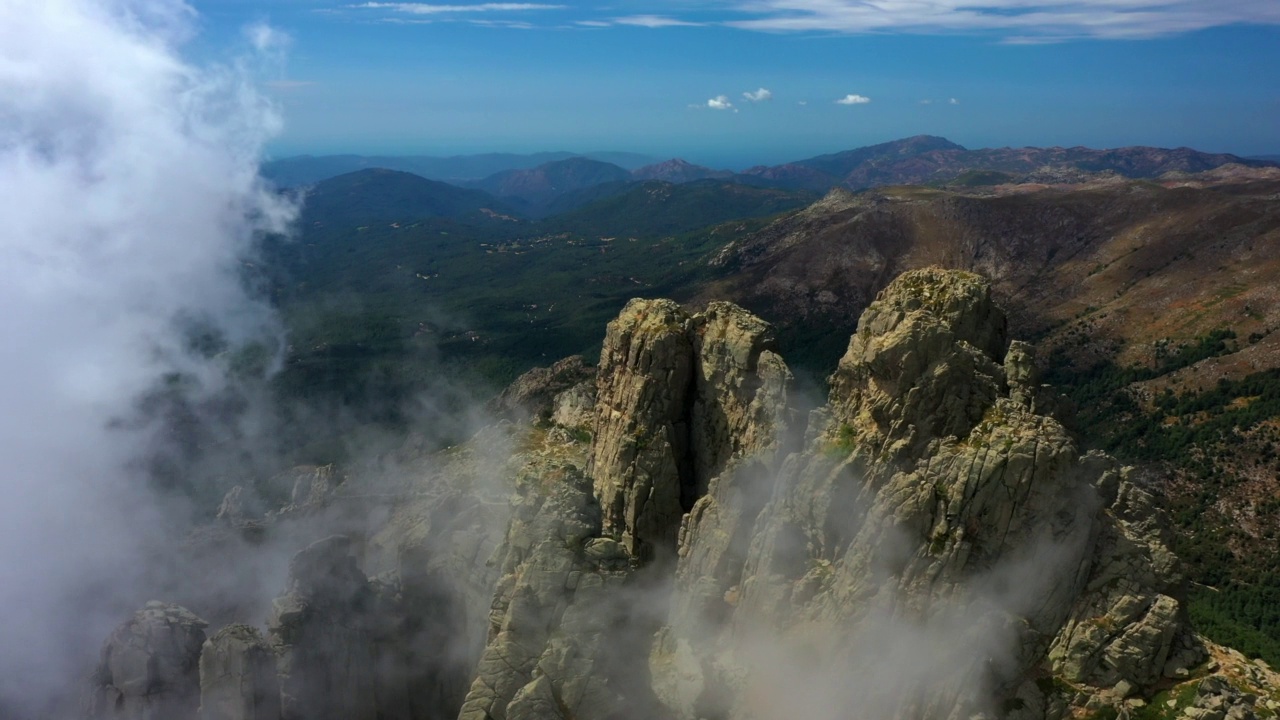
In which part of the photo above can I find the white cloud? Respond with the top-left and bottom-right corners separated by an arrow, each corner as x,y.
720,0 -> 1280,40
707,94 -> 735,110
836,93 -> 871,105
919,98 -> 933,105
0,0 -> 295,711
949,97 -> 961,105
352,2 -> 564,14
613,14 -> 704,27
743,87 -> 772,102
797,99 -> 807,105
575,19 -> 611,26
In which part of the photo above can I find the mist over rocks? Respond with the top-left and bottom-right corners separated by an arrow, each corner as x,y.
82,268 -> 1280,720
198,624 -> 280,720
0,0 -> 298,715
86,602 -> 208,720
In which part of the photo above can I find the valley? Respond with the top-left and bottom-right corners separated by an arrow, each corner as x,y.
257,140 -> 1280,679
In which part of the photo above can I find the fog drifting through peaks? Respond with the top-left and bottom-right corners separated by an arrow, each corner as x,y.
0,0 -> 293,714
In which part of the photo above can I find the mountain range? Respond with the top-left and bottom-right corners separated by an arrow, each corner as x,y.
262,150 -> 657,187
273,136 -> 1277,217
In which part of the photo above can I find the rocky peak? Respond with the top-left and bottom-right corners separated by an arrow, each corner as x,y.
827,267 -> 1010,457
631,158 -> 731,183
588,298 -> 795,558
588,298 -> 696,557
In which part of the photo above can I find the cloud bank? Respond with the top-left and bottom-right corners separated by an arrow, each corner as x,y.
0,0 -> 293,714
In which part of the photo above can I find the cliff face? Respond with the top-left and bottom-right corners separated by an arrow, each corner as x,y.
86,269 -> 1279,720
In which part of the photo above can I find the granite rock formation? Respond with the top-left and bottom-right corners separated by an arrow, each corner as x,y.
85,268 -> 1280,720
86,602 -> 208,720
198,624 -> 280,720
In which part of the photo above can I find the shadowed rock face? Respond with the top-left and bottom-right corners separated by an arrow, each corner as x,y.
268,536 -> 377,720
198,624 -> 280,720
86,602 -> 208,720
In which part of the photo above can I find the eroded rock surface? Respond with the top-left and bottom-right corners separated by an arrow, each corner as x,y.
589,298 -> 696,557
198,624 -> 280,720
87,602 -> 208,720
489,355 -> 596,421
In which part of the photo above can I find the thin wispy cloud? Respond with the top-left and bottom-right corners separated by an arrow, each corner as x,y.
614,14 -> 704,27
836,93 -> 871,105
949,97 -> 961,104
742,87 -> 772,102
470,18 -> 536,28
720,0 -> 1280,40
352,2 -> 563,14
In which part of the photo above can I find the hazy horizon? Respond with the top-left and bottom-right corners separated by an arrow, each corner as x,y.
261,133 -> 1280,174
187,1 -> 1280,164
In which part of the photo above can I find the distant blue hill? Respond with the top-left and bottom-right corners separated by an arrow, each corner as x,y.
263,151 -> 656,187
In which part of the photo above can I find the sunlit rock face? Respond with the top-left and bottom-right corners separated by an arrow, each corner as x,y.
588,299 -> 794,559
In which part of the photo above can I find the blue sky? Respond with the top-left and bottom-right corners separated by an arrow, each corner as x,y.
189,1 -> 1280,167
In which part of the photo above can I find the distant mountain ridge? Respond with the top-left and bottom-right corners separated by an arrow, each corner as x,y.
631,158 -> 732,183
739,135 -> 1279,190
468,157 -> 634,213
263,150 -> 655,187
300,168 -> 518,227
273,137 -> 1280,215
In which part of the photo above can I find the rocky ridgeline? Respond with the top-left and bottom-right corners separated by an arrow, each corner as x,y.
86,269 -> 1279,720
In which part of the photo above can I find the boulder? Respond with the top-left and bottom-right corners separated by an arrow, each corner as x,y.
87,602 -> 208,720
